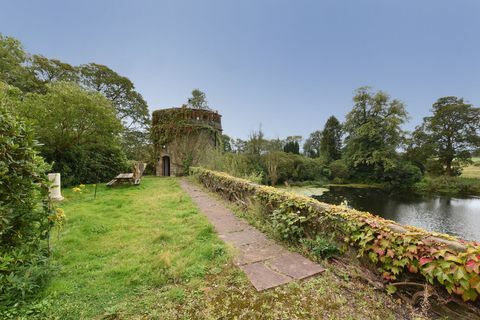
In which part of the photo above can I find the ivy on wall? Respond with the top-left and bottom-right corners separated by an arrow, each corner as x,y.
151,106 -> 222,148
191,167 -> 480,302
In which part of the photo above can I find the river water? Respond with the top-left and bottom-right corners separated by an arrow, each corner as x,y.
313,186 -> 480,241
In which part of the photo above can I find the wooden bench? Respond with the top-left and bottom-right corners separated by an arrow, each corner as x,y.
106,163 -> 147,187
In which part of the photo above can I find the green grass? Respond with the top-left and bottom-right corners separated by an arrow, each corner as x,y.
461,157 -> 480,179
30,177 -> 229,319
16,176 -> 405,319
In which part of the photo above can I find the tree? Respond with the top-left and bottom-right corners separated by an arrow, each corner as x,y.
320,116 -> 342,161
0,33 -> 41,92
413,97 -> 480,176
188,88 -> 210,110
264,139 -> 285,186
283,136 -> 301,154
31,54 -> 78,83
222,134 -> 233,153
343,87 -> 408,180
19,82 -> 127,185
303,130 -> 322,158
232,138 -> 247,153
77,63 -> 150,129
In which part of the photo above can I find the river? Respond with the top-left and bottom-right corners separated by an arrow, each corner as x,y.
312,186 -> 480,241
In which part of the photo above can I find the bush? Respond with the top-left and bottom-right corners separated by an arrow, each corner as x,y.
329,159 -> 349,182
414,176 -> 480,196
300,236 -> 340,259
383,161 -> 422,189
0,107 -> 53,305
50,144 -> 130,186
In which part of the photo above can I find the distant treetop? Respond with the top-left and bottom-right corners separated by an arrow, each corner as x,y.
188,89 -> 210,110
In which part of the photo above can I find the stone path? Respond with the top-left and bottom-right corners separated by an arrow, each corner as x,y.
179,179 -> 325,291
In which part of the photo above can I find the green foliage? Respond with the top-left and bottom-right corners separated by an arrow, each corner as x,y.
283,141 -> 300,154
31,54 -> 78,83
301,236 -> 340,259
320,116 -> 342,161
0,34 -> 42,92
188,88 -> 210,110
1,34 -> 151,162
0,105 -> 53,305
412,96 -> 480,176
271,209 -> 308,241
18,82 -> 127,185
344,87 -> 408,182
192,167 -> 480,302
221,134 -> 233,153
414,176 -> 480,196
303,130 -> 322,158
77,63 -> 150,129
382,160 -> 422,189
328,159 -> 349,182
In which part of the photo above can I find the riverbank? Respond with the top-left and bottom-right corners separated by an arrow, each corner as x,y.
192,167 -> 480,316
7,177 -> 406,319
414,176 -> 480,196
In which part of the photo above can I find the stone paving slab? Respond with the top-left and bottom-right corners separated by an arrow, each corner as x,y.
240,262 -> 291,291
179,179 -> 325,291
234,241 -> 285,266
267,252 -> 326,280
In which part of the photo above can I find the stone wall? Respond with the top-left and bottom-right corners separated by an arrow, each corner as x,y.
191,167 -> 480,303
152,107 -> 222,176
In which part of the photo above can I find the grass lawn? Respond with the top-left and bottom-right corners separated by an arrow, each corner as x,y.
18,176 -> 404,319
461,157 -> 480,179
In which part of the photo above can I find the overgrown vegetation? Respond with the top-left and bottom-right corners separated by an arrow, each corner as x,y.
192,167 -> 480,303
0,107 -> 56,306
215,87 -> 479,195
0,33 -> 150,185
9,177 -> 405,319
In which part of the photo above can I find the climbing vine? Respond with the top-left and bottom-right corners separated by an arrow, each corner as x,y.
151,106 -> 222,148
190,167 -> 480,302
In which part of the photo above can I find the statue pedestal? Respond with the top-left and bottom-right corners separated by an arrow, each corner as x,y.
48,173 -> 64,201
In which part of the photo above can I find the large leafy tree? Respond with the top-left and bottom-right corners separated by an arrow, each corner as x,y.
31,54 -> 78,83
19,82 -> 127,185
77,63 -> 151,161
303,130 -> 322,158
0,34 -> 41,92
320,116 -> 342,161
413,97 -> 480,176
77,63 -> 150,129
344,87 -> 408,179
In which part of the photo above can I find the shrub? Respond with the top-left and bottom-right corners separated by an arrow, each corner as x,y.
383,161 -> 422,189
49,144 -> 129,186
329,159 -> 349,182
300,236 -> 340,259
0,107 -> 53,305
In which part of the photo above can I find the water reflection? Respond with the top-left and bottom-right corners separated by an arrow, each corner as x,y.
313,187 -> 480,241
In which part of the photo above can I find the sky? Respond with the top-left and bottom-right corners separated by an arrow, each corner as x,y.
1,0 -> 479,140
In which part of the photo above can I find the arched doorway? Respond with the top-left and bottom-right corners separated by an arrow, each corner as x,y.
162,156 -> 170,176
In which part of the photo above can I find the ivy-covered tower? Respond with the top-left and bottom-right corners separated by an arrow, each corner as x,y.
151,106 -> 222,176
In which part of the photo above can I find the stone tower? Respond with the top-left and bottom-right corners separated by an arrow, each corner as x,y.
151,106 -> 222,176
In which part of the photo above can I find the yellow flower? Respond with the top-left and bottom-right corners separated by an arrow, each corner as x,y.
79,184 -> 86,188
72,187 -> 81,193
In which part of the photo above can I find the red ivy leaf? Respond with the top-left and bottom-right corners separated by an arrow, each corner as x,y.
373,247 -> 385,256
419,257 -> 433,266
465,260 -> 480,274
408,264 -> 418,274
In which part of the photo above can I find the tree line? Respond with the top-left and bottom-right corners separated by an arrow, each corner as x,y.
1,33 -> 150,185
216,87 -> 479,189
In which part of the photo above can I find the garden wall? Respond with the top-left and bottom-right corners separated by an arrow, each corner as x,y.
191,167 -> 480,302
